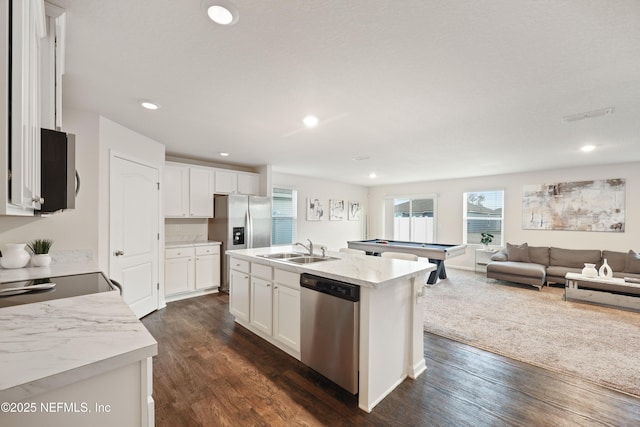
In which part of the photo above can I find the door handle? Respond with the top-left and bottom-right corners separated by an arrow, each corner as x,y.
114,250 -> 124,256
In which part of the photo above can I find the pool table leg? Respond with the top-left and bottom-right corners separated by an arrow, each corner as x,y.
426,259 -> 447,284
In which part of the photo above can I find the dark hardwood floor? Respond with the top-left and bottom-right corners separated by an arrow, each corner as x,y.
142,293 -> 640,426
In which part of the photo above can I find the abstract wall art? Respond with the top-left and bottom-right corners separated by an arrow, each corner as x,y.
522,178 -> 625,232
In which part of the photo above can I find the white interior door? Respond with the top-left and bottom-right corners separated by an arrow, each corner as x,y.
110,154 -> 159,318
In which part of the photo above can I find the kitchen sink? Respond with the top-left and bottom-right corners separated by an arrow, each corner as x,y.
259,252 -> 305,259
257,252 -> 338,264
285,256 -> 338,264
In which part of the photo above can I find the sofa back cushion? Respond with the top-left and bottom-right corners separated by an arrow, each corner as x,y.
506,242 -> 531,263
602,250 -> 627,272
625,250 -> 640,273
549,247 -> 601,268
528,246 -> 550,266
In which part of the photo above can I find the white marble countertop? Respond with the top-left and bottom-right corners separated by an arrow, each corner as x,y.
166,240 -> 222,248
0,290 -> 157,402
227,246 -> 436,289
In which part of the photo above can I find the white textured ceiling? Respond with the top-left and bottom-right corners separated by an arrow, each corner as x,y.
54,0 -> 640,186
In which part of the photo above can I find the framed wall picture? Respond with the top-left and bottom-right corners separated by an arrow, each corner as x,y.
348,201 -> 361,221
522,178 -> 625,231
330,199 -> 345,220
306,197 -> 324,221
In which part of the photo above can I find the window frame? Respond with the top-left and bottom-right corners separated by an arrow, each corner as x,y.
271,187 -> 297,246
462,189 -> 505,247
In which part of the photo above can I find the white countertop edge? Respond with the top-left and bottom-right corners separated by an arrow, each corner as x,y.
166,240 -> 222,248
227,247 -> 436,289
1,341 -> 157,402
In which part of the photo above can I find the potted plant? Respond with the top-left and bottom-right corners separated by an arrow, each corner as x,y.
27,239 -> 54,267
480,233 -> 494,250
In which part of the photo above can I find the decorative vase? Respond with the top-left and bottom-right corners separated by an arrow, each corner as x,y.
0,243 -> 31,269
598,258 -> 613,279
31,254 -> 52,267
582,263 -> 598,277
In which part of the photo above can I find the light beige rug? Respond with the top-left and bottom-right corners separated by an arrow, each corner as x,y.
423,268 -> 640,397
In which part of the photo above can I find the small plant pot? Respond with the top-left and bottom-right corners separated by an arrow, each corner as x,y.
31,254 -> 52,267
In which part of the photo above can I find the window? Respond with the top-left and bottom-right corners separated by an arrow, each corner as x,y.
463,190 -> 504,246
272,188 -> 297,245
386,196 -> 437,242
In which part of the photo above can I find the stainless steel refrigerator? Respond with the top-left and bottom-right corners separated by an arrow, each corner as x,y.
208,194 -> 272,291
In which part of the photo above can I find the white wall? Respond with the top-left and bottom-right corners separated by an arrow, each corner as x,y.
273,172 -> 368,251
368,162 -> 640,269
0,109 -> 100,256
98,117 -> 165,272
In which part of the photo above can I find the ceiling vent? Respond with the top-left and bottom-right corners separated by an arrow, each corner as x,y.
562,107 -> 614,123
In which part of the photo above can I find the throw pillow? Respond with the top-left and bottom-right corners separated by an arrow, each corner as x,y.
506,242 -> 531,263
490,252 -> 507,262
625,250 -> 640,273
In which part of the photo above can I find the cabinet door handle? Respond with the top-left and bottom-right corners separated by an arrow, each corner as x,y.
32,196 -> 45,204
114,250 -> 124,256
266,284 -> 271,287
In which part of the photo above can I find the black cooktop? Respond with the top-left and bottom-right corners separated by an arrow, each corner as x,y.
0,272 -> 118,308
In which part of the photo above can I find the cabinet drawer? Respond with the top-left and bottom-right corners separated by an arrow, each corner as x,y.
274,269 -> 300,289
165,247 -> 196,259
251,263 -> 273,280
230,257 -> 249,273
196,245 -> 220,256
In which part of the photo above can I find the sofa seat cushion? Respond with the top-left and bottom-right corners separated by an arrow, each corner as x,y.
546,266 -> 582,281
487,261 -> 546,279
549,247 -> 601,268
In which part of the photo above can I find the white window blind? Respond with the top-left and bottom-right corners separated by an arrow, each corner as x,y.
272,188 -> 297,245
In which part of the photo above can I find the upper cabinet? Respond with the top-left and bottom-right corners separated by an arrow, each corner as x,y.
1,0 -> 64,216
41,2 -> 66,130
164,163 -> 213,218
214,169 -> 259,195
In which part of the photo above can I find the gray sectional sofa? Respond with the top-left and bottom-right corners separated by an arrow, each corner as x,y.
486,243 -> 640,290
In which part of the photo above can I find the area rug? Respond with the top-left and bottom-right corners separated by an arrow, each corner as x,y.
423,269 -> 640,397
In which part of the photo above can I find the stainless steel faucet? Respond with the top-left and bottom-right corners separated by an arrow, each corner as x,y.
295,238 -> 314,255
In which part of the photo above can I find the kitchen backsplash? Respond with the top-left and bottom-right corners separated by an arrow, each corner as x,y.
165,218 -> 208,242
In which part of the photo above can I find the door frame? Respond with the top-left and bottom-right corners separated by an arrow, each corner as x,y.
108,150 -> 165,312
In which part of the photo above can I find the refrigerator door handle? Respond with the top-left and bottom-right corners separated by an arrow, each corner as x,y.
246,210 -> 253,249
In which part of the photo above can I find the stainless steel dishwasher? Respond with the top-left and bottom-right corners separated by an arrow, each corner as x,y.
300,273 -> 360,394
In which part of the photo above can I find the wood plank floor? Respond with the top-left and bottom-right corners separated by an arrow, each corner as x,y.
142,293 -> 640,426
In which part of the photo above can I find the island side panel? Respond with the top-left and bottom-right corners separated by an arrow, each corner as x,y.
358,278 -> 412,412
410,276 -> 427,378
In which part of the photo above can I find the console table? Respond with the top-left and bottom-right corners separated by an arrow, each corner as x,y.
565,272 -> 640,312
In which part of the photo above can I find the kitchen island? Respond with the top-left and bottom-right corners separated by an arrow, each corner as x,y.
0,264 -> 157,427
226,246 -> 436,412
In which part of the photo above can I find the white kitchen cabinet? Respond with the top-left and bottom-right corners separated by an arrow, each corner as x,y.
250,276 -> 273,335
164,247 -> 195,295
230,267 -> 250,323
273,284 -> 300,351
40,3 -> 66,130
214,169 -> 259,195
228,260 -> 300,357
0,0 -> 47,215
165,244 -> 220,301
164,162 -> 213,218
237,172 -> 259,195
195,245 -> 220,289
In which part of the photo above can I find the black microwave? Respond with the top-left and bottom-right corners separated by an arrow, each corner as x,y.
38,128 -> 77,213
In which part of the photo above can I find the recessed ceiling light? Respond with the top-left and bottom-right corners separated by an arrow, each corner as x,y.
140,100 -> 160,110
580,145 -> 596,152
202,1 -> 239,26
369,173 -> 377,179
302,115 -> 319,128
219,152 -> 230,157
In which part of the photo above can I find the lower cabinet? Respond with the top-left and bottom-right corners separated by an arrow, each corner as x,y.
165,244 -> 221,301
229,268 -> 250,322
228,258 -> 301,357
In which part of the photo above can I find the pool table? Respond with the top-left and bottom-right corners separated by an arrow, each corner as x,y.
347,239 -> 466,284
